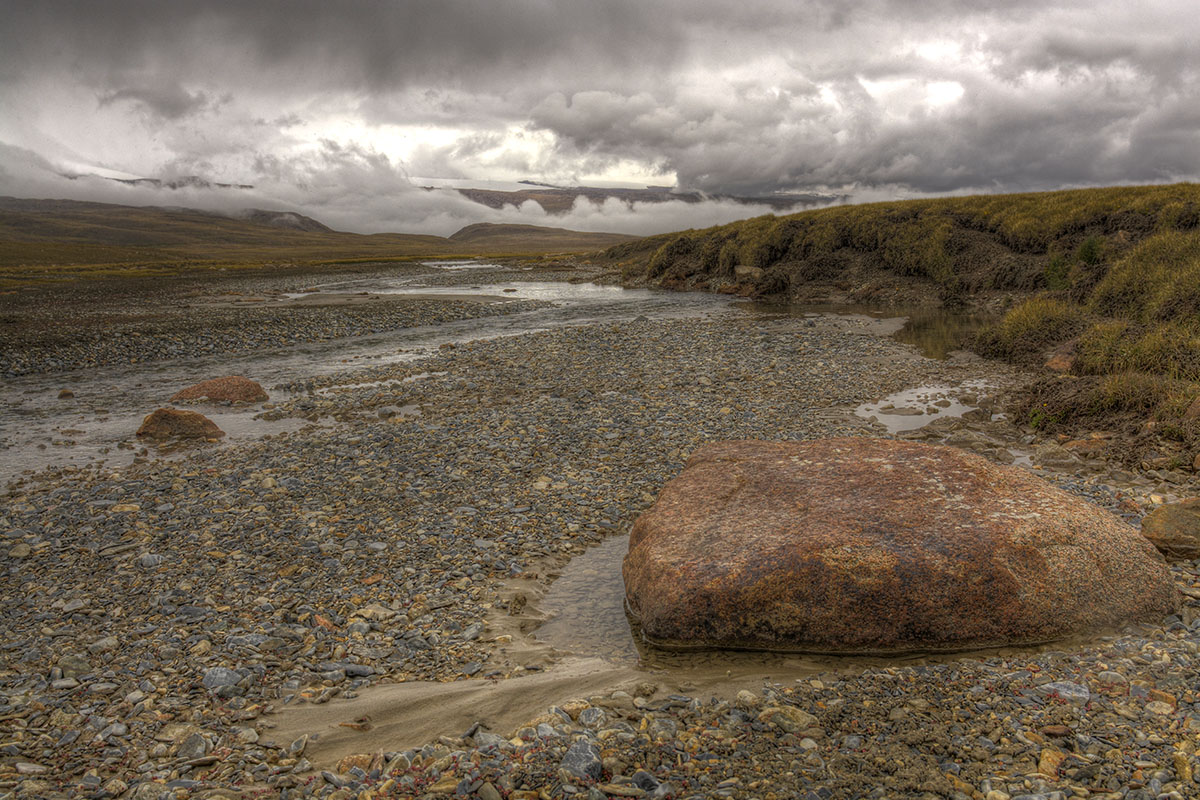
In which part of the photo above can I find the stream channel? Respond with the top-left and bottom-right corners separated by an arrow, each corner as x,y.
1,265 -> 987,485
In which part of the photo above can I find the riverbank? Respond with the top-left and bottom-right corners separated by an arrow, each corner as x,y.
2,264 -> 1199,799
0,260 -> 590,377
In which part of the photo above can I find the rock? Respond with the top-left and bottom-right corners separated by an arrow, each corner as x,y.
136,408 -> 225,440
1044,340 -> 1077,373
57,389 -> 74,399
170,375 -> 269,404
7,542 -> 30,559
1031,442 -> 1078,468
735,690 -> 761,710
201,666 -> 241,690
734,265 -> 765,282
1036,681 -> 1090,706
623,439 -> 1179,653
57,654 -> 91,678
1141,499 -> 1200,561
758,705 -> 818,733
560,738 -> 603,781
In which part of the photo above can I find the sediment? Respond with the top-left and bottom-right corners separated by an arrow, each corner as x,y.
2,265 -> 1199,799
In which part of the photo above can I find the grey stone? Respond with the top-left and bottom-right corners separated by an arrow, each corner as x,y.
201,666 -> 241,690
560,738 -> 603,781
1036,681 -> 1090,706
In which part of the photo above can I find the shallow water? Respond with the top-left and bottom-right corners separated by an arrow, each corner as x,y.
854,378 -> 992,433
1,269 -> 991,482
738,301 -> 992,360
1,274 -> 738,482
534,532 -> 1115,677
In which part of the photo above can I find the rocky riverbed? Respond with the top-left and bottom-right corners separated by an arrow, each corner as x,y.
2,264 -> 1199,800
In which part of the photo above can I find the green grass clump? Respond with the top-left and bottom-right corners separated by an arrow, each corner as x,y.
1017,372 -> 1199,435
973,297 -> 1088,363
1089,229 -> 1200,321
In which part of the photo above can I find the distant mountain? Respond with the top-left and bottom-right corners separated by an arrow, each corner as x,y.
0,197 -> 636,268
111,175 -> 256,191
453,183 -> 841,215
235,209 -> 332,233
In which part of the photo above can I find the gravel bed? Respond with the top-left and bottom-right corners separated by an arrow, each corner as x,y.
1,309 -> 1196,799
0,298 -> 549,377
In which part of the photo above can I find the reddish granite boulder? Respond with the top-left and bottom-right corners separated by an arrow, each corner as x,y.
171,376 -> 268,404
1141,499 -> 1200,561
136,408 -> 225,440
623,439 -> 1178,653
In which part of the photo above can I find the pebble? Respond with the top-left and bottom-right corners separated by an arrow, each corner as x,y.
2,264 -> 1198,799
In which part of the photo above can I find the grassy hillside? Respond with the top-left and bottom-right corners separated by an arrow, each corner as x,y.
604,182 -> 1200,467
0,197 -> 635,284
604,183 -> 1200,300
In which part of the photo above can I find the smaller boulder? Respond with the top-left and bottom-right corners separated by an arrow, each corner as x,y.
1044,340 -> 1077,373
171,376 -> 268,404
1141,499 -> 1200,560
136,408 -> 225,440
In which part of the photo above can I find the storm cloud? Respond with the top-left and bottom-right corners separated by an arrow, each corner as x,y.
1,0 -> 1197,233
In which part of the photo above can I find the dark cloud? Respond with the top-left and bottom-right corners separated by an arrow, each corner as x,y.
1,0 -> 1198,233
98,85 -> 218,120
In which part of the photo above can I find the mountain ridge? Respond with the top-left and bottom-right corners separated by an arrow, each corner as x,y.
0,196 -> 637,270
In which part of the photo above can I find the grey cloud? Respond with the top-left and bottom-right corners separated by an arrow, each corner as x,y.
3,0 -> 1200,232
2,0 -> 685,95
98,85 -> 217,120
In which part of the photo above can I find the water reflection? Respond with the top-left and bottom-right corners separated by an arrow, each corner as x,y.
735,301 -> 993,360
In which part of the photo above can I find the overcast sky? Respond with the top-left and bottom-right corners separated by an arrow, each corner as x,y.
1,0 -> 1198,235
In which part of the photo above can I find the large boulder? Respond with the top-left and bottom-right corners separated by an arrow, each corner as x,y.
136,408 -> 225,440
170,376 -> 268,404
623,439 -> 1178,653
1141,499 -> 1200,561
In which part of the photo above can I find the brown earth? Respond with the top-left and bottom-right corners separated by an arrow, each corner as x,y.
623,438 -> 1179,654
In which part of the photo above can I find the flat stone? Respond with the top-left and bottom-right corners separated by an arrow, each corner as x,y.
559,738 -> 603,781
170,375 -> 268,404
624,439 -> 1180,653
201,666 -> 241,689
136,408 -> 225,440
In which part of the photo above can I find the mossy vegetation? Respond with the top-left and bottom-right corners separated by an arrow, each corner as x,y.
603,183 -> 1200,465
604,183 -> 1200,304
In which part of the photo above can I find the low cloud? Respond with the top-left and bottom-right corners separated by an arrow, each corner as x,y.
98,85 -> 220,120
3,1 -> 1199,231
0,139 -> 804,237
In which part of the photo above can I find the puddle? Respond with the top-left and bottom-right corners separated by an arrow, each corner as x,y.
420,259 -> 504,271
1,404 -> 325,480
854,379 -> 993,433
534,534 -> 847,671
737,301 -> 992,360
534,532 -> 1113,675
